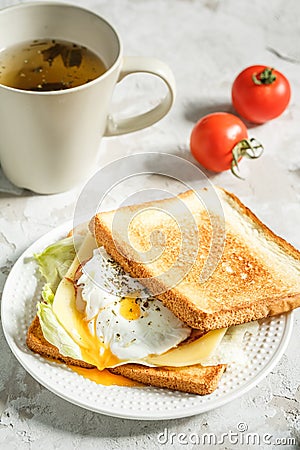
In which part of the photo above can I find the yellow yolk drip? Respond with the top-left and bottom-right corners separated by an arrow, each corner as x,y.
74,304 -> 121,370
119,297 -> 141,321
56,278 -> 121,370
69,366 -> 142,387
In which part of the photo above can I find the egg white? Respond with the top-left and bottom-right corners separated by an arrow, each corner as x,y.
77,248 -> 191,363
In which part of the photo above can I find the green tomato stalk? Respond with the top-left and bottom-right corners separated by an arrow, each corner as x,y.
231,138 -> 264,179
252,67 -> 276,85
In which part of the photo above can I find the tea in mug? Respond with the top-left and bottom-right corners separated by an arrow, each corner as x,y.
0,38 -> 107,91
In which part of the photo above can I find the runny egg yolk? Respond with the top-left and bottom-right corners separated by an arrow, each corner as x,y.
77,314 -> 121,370
69,366 -> 142,387
119,297 -> 141,321
66,279 -> 121,370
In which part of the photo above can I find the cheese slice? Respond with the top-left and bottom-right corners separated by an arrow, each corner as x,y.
52,233 -> 113,368
145,328 -> 227,367
53,232 -> 97,332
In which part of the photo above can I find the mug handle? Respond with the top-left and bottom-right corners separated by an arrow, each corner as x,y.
104,56 -> 176,136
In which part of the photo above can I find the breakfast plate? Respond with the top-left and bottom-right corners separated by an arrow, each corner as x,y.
1,221 -> 293,420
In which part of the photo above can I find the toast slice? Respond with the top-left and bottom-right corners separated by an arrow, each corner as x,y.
90,187 -> 300,332
26,316 -> 226,395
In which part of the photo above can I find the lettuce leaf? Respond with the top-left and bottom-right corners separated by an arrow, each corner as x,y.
34,235 -> 84,361
34,236 -> 77,292
37,301 -> 82,360
41,283 -> 55,305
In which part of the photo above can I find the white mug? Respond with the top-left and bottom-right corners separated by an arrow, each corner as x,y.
0,2 -> 175,194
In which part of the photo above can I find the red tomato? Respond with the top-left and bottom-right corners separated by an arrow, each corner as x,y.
190,112 -> 249,173
232,65 -> 291,124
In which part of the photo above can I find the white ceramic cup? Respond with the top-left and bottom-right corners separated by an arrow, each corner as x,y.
0,2 -> 176,194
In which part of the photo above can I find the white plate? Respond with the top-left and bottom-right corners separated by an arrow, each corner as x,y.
1,221 -> 293,420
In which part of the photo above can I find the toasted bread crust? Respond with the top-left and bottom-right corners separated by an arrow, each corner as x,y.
26,316 -> 225,395
222,188 -> 300,261
110,363 -> 226,395
90,188 -> 300,332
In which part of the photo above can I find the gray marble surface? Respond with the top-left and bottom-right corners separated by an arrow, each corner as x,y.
0,0 -> 299,448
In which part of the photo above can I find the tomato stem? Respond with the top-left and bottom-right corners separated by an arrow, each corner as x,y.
231,138 -> 264,179
252,67 -> 276,85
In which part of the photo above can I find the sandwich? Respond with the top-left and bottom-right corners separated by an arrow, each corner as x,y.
27,187 -> 300,395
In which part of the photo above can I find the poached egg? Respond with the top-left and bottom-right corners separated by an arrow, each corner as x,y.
77,248 -> 191,363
